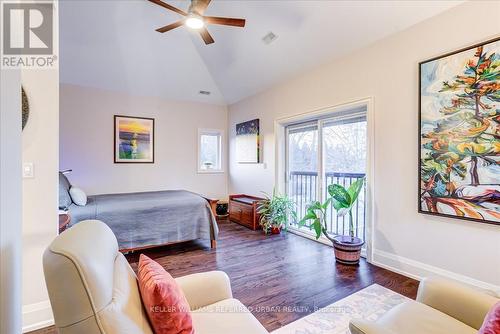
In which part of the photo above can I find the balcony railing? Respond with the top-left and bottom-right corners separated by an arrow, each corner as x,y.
288,171 -> 366,241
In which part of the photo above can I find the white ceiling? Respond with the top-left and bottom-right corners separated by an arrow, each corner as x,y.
60,0 -> 461,106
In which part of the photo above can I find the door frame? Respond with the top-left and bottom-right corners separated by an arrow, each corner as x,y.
274,97 -> 375,262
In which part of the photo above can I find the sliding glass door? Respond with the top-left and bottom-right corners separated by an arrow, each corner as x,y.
286,109 -> 368,244
286,122 -> 319,221
322,115 -> 367,239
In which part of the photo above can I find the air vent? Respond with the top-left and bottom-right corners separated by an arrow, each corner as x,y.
262,32 -> 278,45
199,90 -> 211,95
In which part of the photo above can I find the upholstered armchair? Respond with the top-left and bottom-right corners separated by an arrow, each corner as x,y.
43,220 -> 268,334
349,277 -> 499,334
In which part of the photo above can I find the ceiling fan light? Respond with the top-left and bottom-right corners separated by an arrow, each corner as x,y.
185,15 -> 204,30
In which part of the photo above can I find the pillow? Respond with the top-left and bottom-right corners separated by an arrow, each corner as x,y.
69,187 -> 87,206
58,173 -> 72,209
137,254 -> 194,334
479,301 -> 500,334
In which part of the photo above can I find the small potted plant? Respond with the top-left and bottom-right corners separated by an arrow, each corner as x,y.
299,177 -> 365,265
257,190 -> 297,234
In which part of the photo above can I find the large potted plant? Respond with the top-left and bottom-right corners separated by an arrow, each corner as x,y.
257,190 -> 297,234
299,177 -> 365,265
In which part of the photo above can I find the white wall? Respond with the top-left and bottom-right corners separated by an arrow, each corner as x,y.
228,1 -> 500,291
21,68 -> 60,332
20,2 -> 60,331
60,84 -> 228,199
0,67 -> 23,334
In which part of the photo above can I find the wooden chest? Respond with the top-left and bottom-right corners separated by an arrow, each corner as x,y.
229,194 -> 264,230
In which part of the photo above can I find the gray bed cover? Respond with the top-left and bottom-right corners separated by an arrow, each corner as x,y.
68,190 -> 218,250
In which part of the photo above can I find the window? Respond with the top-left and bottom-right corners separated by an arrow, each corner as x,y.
198,129 -> 223,173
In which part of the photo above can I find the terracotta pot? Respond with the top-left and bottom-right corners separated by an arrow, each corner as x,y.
270,227 -> 281,234
332,235 -> 364,265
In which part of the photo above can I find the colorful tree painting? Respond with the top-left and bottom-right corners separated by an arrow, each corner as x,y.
419,38 -> 499,224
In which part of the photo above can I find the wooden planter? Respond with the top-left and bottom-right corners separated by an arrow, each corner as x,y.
332,235 -> 364,265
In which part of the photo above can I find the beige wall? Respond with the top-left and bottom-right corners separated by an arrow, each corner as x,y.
1,67 -> 23,334
228,1 -> 500,290
22,69 -> 59,331
60,84 -> 228,199
21,2 -> 60,330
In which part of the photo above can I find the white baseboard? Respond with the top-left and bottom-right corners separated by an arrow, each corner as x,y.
22,300 -> 54,333
372,249 -> 500,296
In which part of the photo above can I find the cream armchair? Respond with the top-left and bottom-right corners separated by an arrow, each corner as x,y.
349,277 -> 499,334
43,220 -> 268,334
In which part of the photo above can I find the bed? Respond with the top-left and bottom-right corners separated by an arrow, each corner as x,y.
60,174 -> 218,251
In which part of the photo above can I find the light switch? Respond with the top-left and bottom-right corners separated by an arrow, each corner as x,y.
23,162 -> 34,178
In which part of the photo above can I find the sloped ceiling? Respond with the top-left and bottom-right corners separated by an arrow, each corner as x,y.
60,0 -> 461,106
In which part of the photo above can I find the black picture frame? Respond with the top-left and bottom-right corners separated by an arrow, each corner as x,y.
114,115 -> 155,164
418,36 -> 500,226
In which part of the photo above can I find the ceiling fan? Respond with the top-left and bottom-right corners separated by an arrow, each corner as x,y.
148,0 -> 246,45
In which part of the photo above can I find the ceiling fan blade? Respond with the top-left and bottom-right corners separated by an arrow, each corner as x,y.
190,0 -> 211,15
204,16 -> 245,27
155,20 -> 184,33
148,0 -> 187,16
199,27 -> 215,45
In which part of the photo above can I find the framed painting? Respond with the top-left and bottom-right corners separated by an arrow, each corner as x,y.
114,115 -> 154,163
236,119 -> 260,163
419,37 -> 499,225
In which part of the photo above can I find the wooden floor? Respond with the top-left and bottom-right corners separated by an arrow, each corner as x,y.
30,218 -> 418,333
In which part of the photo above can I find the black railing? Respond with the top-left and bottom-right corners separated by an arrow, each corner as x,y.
289,171 -> 366,241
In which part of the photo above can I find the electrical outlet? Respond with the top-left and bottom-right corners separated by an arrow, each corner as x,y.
23,162 -> 34,178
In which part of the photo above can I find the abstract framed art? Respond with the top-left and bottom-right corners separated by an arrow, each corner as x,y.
236,119 -> 260,163
419,37 -> 499,225
114,115 -> 155,163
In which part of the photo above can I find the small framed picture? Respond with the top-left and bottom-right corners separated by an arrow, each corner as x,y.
114,115 -> 155,163
236,119 -> 260,163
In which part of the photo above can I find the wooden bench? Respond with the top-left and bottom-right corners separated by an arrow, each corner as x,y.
229,194 -> 265,230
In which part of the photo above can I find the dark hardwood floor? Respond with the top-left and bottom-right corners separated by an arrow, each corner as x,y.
30,218 -> 418,333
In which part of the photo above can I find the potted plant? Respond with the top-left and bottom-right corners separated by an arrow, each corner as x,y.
299,177 -> 365,265
257,190 -> 297,234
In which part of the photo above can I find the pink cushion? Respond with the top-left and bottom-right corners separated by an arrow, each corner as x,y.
479,301 -> 500,334
137,254 -> 194,334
